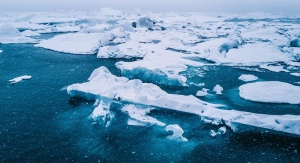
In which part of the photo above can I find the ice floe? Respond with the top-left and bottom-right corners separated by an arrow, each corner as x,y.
9,75 -> 32,84
121,104 -> 165,127
165,124 -> 188,142
213,84 -> 223,95
239,81 -> 300,104
67,67 -> 300,136
0,24 -> 37,43
196,88 -> 209,97
238,74 -> 258,82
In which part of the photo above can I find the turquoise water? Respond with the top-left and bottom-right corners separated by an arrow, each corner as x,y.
0,44 -> 299,162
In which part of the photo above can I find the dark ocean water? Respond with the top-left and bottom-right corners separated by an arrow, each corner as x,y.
0,44 -> 299,162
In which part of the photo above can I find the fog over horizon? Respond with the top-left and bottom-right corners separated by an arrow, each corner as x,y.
0,0 -> 299,14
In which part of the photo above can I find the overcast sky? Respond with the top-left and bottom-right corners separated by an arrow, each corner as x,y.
0,0 -> 299,14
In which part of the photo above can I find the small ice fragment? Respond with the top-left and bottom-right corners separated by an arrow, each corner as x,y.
217,126 -> 226,135
9,75 -> 31,84
238,74 -> 258,82
165,124 -> 188,142
209,130 -> 218,137
196,88 -> 209,97
0,50 -> 2,53
213,84 -> 223,95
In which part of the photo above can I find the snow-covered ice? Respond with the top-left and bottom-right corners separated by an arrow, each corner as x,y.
196,88 -> 209,97
0,24 -> 37,43
67,67 -> 300,135
36,33 -> 112,54
238,74 -> 258,82
239,81 -> 300,104
213,84 -> 223,95
9,75 -> 32,84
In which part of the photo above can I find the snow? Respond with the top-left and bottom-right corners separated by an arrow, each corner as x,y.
239,81 -> 300,104
213,84 -> 223,95
165,124 -> 188,142
9,75 -> 32,84
67,67 -> 300,135
238,74 -> 258,82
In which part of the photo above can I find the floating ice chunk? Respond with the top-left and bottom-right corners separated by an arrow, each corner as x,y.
213,84 -> 223,95
116,51 -> 203,86
121,104 -> 165,127
239,81 -> 300,104
291,73 -> 300,77
238,74 -> 258,82
9,75 -> 32,84
260,64 -> 289,73
217,126 -> 226,134
0,24 -> 36,43
89,100 -> 114,127
165,124 -> 188,142
36,33 -> 112,54
0,50 -> 2,53
97,41 -> 152,59
67,67 -> 300,135
209,126 -> 227,137
225,43 -> 291,64
21,30 -> 40,37
196,88 -> 209,97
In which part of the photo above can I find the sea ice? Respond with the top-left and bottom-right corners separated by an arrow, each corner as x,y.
213,84 -> 223,95
238,74 -> 258,82
291,73 -> 300,77
165,124 -> 188,142
0,24 -> 36,43
196,88 -> 209,97
121,104 -> 165,127
260,64 -> 289,73
115,51 -> 202,86
36,33 -> 112,54
67,67 -> 300,135
239,81 -> 300,104
9,75 -> 32,84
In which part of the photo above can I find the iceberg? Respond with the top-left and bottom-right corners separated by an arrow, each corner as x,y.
238,74 -> 258,82
9,75 -> 32,84
239,81 -> 300,104
67,67 -> 300,136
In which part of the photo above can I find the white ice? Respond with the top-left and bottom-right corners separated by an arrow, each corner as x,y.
67,67 -> 300,135
238,74 -> 258,82
196,88 -> 209,97
165,124 -> 188,142
213,84 -> 223,95
9,75 -> 32,84
121,104 -> 165,127
0,24 -> 36,43
239,81 -> 300,104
